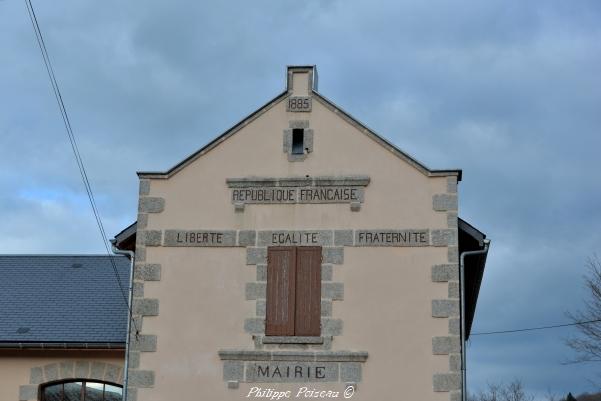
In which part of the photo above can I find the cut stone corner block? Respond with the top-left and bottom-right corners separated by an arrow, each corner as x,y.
19,385 -> 37,401
433,372 -> 462,392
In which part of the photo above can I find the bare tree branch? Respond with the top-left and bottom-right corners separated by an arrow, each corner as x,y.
468,380 -> 534,401
565,255 -> 601,371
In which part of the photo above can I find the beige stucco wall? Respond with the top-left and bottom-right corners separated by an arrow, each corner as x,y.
132,69 -> 460,401
138,247 -> 451,400
0,350 -> 124,401
147,95 -> 448,230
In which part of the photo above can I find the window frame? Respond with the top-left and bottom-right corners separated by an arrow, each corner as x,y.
265,246 -> 322,337
291,128 -> 305,155
39,379 -> 123,401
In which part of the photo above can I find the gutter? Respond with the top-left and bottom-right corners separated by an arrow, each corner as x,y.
111,240 -> 135,401
460,239 -> 490,401
0,342 -> 124,350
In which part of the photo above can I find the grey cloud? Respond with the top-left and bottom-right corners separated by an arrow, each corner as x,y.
1,0 -> 600,396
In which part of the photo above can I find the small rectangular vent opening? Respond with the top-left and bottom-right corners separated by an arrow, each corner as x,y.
292,129 -> 304,155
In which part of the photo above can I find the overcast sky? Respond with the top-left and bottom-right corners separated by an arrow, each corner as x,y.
1,0 -> 600,398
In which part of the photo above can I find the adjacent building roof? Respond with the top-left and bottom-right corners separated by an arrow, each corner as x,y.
458,218 -> 489,339
0,255 -> 130,347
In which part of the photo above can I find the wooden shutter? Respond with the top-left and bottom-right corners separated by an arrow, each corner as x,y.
265,247 -> 296,336
294,247 -> 322,336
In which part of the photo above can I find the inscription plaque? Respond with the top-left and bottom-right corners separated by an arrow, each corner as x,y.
231,187 -> 364,205
163,230 -> 236,247
246,362 -> 338,382
226,176 -> 370,210
355,230 -> 429,246
286,97 -> 312,112
258,230 -> 333,246
159,229 -> 433,248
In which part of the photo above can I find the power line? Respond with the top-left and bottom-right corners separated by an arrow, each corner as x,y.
24,0 -> 139,337
22,0 -> 601,349
471,318 -> 601,336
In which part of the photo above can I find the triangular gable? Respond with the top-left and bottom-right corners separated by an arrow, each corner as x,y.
138,66 -> 461,181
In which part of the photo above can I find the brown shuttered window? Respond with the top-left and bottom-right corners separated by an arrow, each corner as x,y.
294,247 -> 322,336
265,247 -> 297,336
265,246 -> 321,336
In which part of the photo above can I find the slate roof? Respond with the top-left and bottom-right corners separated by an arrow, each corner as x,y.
0,255 -> 130,344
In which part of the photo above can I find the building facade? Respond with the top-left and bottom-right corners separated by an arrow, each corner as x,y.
118,66 -> 488,401
1,66 -> 488,401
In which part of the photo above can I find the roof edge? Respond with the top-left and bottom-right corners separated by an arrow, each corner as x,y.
137,91 -> 289,179
0,254 -> 129,257
312,91 -> 462,181
113,221 -> 137,244
0,342 -> 125,350
136,86 -> 462,181
458,217 -> 487,246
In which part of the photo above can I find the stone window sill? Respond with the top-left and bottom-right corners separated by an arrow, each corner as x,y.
261,336 -> 324,345
218,349 -> 368,362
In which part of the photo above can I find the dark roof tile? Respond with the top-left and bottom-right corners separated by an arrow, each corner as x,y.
0,255 -> 130,343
